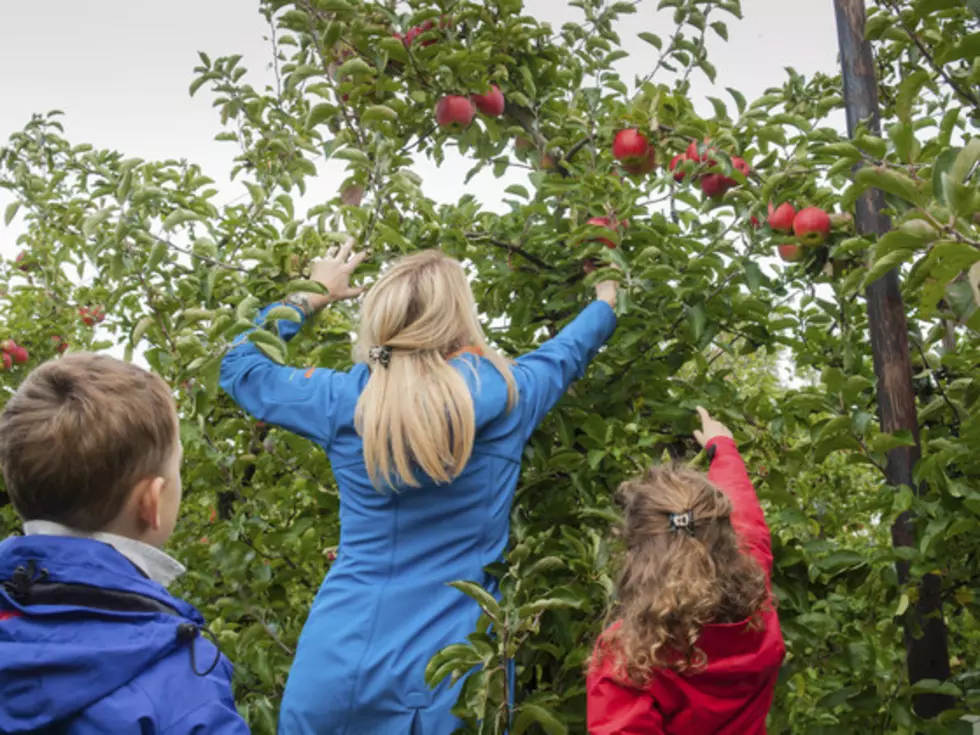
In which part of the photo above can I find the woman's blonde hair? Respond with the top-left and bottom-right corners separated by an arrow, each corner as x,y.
596,464 -> 769,685
354,249 -> 517,488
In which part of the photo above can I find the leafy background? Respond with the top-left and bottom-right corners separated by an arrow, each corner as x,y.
2,0 -> 980,733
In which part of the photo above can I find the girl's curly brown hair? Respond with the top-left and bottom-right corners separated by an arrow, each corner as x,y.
596,463 -> 769,686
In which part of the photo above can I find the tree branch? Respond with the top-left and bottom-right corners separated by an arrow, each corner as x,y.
882,0 -> 980,113
464,232 -> 555,270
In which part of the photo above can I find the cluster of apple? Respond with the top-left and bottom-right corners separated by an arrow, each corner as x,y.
78,305 -> 106,327
434,85 -> 505,130
764,203 -> 832,262
394,16 -> 448,47
668,139 -> 751,198
0,340 -> 29,371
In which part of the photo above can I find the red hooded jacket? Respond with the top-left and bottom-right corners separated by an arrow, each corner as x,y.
587,436 -> 785,734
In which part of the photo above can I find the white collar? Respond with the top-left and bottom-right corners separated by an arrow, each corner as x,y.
22,520 -> 186,588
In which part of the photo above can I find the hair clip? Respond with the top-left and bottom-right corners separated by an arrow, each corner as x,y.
368,345 -> 392,368
668,509 -> 696,537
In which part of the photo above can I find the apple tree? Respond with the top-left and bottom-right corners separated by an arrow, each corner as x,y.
2,0 -> 980,733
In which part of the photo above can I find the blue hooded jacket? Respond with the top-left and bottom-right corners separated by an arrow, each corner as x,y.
0,534 -> 250,734
220,299 -> 617,735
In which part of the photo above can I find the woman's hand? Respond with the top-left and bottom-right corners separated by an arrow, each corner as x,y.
595,278 -> 618,307
303,238 -> 368,310
693,406 -> 734,448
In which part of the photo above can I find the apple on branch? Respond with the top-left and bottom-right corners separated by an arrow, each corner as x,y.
435,95 -> 475,130
794,207 -> 832,246
471,85 -> 505,117
768,202 -> 797,233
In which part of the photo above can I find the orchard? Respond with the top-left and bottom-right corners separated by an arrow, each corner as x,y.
2,0 -> 980,733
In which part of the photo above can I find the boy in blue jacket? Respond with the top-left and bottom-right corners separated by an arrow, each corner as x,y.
0,353 -> 249,734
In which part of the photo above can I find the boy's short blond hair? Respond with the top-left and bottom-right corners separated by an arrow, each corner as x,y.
0,353 -> 179,531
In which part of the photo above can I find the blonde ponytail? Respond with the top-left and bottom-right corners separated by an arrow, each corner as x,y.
354,250 -> 516,488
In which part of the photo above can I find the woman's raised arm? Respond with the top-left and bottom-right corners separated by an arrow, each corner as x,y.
513,279 -> 619,436
220,240 -> 367,446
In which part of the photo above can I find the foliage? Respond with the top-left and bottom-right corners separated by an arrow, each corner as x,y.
2,0 -> 980,733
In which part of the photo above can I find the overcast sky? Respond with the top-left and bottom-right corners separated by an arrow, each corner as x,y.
0,0 -> 840,258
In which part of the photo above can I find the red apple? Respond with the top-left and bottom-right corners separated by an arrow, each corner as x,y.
51,335 -> 68,353
326,549 -> 338,562
768,203 -> 797,233
435,95 -> 475,130
471,85 -> 505,117
0,340 -> 14,353
623,147 -> 657,176
15,251 -> 34,272
1,353 -> 11,371
586,216 -> 620,249
583,258 -> 598,275
794,207 -> 832,246
612,129 -> 651,165
669,154 -> 688,182
685,138 -> 714,164
10,346 -> 28,365
750,216 -> 761,229
731,156 -> 751,178
700,173 -> 733,199
778,244 -> 804,262
78,306 -> 105,327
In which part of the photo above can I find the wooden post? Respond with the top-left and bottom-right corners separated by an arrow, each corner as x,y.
833,0 -> 953,719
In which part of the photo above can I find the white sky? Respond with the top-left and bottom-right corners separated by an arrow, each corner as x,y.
0,0 -> 840,258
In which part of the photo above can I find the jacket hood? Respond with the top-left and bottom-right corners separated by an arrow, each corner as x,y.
0,535 -> 203,732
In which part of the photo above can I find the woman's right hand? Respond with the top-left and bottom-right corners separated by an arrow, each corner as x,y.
693,406 -> 734,447
595,278 -> 618,308
304,238 -> 368,310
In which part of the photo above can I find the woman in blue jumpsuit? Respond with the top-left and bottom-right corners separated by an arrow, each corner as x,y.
220,242 -> 618,734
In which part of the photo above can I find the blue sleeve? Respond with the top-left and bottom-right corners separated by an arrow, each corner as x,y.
513,300 -> 617,436
220,302 -> 348,446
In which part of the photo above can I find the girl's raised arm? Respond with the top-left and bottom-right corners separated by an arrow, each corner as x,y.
695,407 -> 773,579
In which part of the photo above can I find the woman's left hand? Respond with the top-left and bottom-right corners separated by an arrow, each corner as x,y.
305,238 -> 369,309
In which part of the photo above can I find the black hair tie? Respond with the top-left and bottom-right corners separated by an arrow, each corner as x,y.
668,510 -> 696,537
368,345 -> 392,368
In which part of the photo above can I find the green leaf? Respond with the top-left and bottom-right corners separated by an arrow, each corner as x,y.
638,32 -> 662,50
285,279 -> 329,295
235,295 -> 261,321
950,137 -> 980,183
512,703 -> 567,735
131,316 -> 155,346
854,166 -> 928,207
725,87 -> 746,114
253,339 -> 287,365
687,303 -> 706,340
362,105 -> 399,124
4,201 -> 20,226
447,580 -> 502,622
864,248 -> 916,287
710,21 -> 728,40
306,103 -> 336,128
336,57 -> 374,78
162,208 -> 202,232
264,305 -> 304,323
895,69 -> 931,123
82,208 -> 112,238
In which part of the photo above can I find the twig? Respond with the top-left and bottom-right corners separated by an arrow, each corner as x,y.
882,0 -> 980,113
464,232 -> 555,270
146,232 -> 250,273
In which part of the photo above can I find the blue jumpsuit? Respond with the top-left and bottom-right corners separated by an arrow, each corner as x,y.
220,299 -> 618,735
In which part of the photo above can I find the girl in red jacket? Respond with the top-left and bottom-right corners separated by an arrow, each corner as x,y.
587,407 -> 785,734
